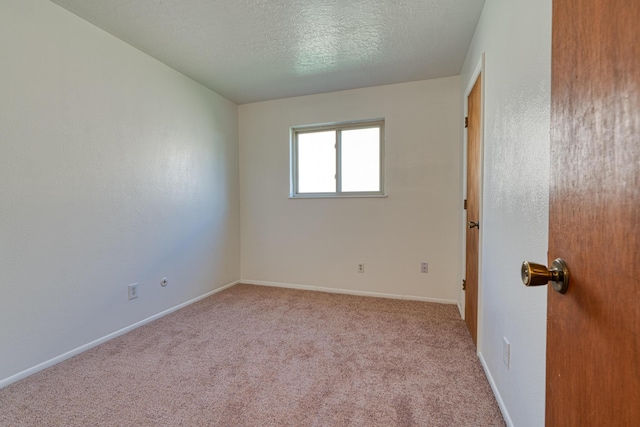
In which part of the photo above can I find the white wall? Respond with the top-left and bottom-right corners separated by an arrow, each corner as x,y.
460,0 -> 551,425
239,78 -> 462,302
0,0 -> 240,385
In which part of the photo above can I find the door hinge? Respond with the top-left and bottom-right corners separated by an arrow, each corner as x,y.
464,199 -> 467,210
465,117 -> 469,128
462,279 -> 467,290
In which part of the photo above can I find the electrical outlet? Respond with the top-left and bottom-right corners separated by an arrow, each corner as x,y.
421,262 -> 429,273
161,277 -> 168,287
358,263 -> 365,273
128,283 -> 139,300
503,337 -> 510,369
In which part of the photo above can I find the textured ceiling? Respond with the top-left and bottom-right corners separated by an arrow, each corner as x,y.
49,0 -> 485,104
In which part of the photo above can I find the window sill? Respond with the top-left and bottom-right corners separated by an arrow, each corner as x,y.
289,194 -> 388,199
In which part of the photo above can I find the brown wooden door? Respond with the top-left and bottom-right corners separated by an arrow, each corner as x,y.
547,0 -> 640,424
465,74 -> 481,346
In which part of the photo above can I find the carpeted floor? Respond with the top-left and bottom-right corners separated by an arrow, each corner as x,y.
0,284 -> 505,426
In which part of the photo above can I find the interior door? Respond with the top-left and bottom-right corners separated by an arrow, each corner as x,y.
547,0 -> 640,424
465,74 -> 481,346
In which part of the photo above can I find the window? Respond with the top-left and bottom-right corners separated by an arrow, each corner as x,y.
290,119 -> 385,198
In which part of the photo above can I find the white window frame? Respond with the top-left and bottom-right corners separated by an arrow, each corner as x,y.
290,119 -> 386,198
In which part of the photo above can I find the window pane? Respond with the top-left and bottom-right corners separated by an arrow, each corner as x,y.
298,130 -> 336,193
341,128 -> 380,192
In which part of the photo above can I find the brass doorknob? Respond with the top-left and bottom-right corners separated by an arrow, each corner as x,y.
521,258 -> 569,294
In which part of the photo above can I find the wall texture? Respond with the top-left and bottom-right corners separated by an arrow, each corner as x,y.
239,78 -> 462,302
460,0 -> 552,425
0,0 -> 240,384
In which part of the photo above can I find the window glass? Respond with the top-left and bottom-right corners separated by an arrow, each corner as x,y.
341,128 -> 380,192
297,130 -> 336,193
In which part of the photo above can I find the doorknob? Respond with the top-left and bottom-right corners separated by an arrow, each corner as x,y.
468,221 -> 479,229
521,258 -> 569,294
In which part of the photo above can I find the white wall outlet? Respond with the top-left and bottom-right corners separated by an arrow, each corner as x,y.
160,277 -> 168,287
358,263 -> 365,273
421,262 -> 429,273
128,283 -> 139,300
503,337 -> 510,369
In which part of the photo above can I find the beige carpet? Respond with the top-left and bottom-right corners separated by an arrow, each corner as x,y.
0,284 -> 505,426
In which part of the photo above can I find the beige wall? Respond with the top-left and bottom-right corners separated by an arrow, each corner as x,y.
460,0 -> 552,425
239,77 -> 462,302
0,0 -> 240,385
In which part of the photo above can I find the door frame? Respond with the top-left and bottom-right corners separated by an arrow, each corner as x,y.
461,53 -> 485,352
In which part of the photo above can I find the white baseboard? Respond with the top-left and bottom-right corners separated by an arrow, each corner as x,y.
0,280 -> 240,389
457,301 -> 464,318
478,351 -> 514,427
241,279 -> 458,305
